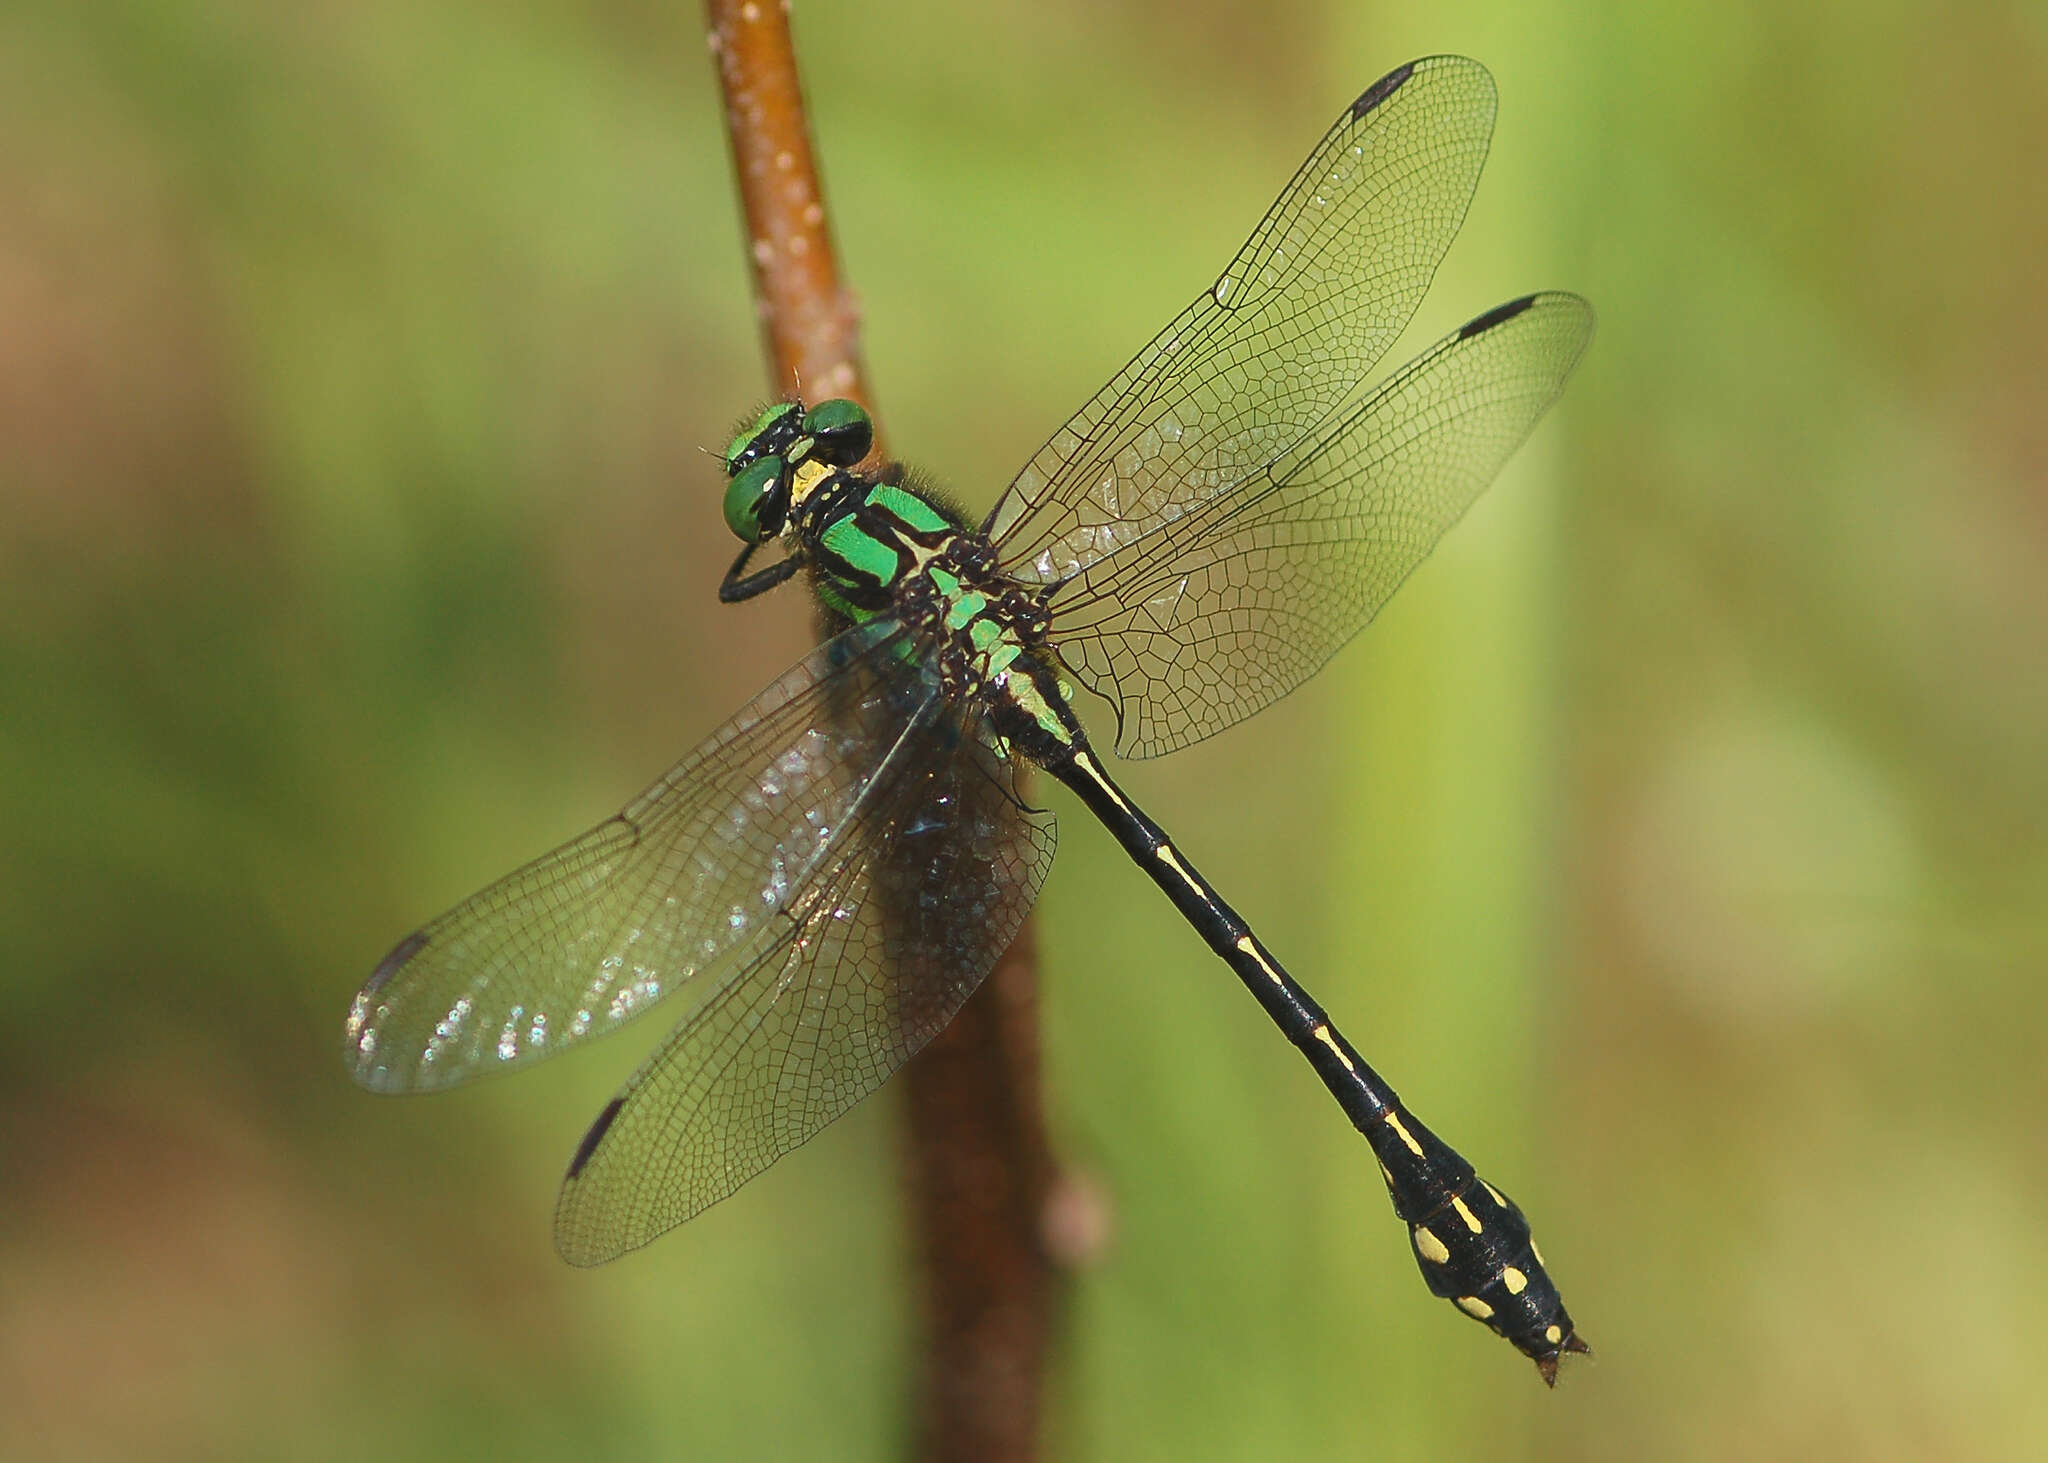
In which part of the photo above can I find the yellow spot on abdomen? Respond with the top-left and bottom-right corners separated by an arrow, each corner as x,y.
1154,844 -> 1199,891
1383,1113 -> 1425,1157
1451,1196 -> 1483,1234
1456,1295 -> 1495,1321
1544,1324 -> 1564,1345
1413,1226 -> 1451,1265
1234,935 -> 1284,987
1502,1267 -> 1528,1295
1071,751 -> 1136,816
1312,1024 -> 1355,1072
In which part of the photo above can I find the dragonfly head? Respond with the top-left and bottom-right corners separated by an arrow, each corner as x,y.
720,399 -> 875,544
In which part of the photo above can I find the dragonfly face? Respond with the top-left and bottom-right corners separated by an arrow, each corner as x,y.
719,398 -> 877,544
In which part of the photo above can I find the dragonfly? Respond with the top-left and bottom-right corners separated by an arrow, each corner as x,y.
346,54 -> 1593,1384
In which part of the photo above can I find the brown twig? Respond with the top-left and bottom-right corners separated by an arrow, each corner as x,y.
707,0 -> 867,407
704,5 -> 1061,1458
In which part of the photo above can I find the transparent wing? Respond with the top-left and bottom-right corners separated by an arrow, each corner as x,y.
344,618 -> 937,1093
983,55 -> 1498,587
552,714 -> 1055,1265
1048,292 -> 1594,758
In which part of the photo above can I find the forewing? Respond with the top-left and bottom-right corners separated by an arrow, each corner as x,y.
344,619 -> 932,1093
553,716 -> 1055,1264
983,56 -> 1497,586
1049,292 -> 1594,757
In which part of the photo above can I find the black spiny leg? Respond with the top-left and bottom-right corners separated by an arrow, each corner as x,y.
720,543 -> 803,603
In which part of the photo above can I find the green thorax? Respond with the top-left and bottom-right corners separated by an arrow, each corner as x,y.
792,470 -> 1075,751
792,469 -> 965,622
812,482 -> 956,610
713,401 -> 1080,764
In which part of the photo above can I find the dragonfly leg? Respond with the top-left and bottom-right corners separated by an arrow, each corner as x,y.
720,543 -> 803,602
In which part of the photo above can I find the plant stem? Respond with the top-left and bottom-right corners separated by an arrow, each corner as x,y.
704,6 -> 1063,1457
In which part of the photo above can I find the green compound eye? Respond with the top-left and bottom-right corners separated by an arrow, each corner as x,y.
723,455 -> 784,543
724,402 -> 801,474
802,399 -> 873,467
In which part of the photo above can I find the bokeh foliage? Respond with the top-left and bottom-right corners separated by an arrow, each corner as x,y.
3,1 -> 2044,1459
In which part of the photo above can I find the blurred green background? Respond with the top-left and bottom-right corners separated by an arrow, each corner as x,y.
5,0 -> 2045,1458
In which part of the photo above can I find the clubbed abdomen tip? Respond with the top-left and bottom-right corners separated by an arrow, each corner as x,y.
1533,1330 -> 1593,1388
